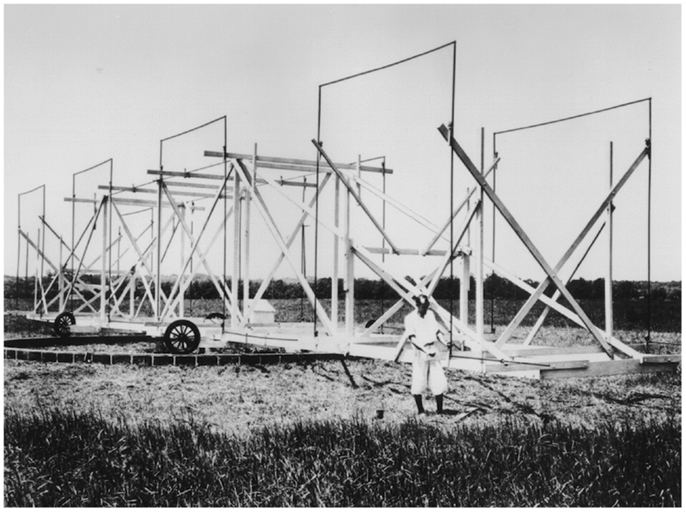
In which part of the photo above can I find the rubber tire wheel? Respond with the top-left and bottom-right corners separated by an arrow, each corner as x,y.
53,312 -> 76,338
164,319 -> 201,354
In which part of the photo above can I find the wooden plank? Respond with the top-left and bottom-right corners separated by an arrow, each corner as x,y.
313,140 -> 400,254
427,198 -> 480,297
159,180 -> 238,322
64,197 -> 97,204
486,143 -> 648,350
486,359 -> 590,373
148,169 -> 224,180
445,356 -> 488,373
540,358 -> 678,379
233,159 -> 334,335
439,125 -> 648,359
641,354 -> 681,364
502,345 -> 605,357
165,181 -> 228,190
275,177 -> 319,188
423,158 -> 500,255
350,173 -> 444,239
364,246 -> 447,256
485,258 -> 645,360
240,174 -> 332,327
204,150 -> 393,174
98,185 -> 232,199
352,244 -> 514,363
524,222 -> 608,345
67,196 -> 206,210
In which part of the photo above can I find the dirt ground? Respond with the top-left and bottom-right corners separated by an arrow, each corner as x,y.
4,354 -> 680,437
4,312 -> 681,435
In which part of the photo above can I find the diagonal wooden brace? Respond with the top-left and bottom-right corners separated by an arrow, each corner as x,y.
312,139 -> 400,254
491,145 -> 650,352
438,124 -> 622,359
233,159 -> 335,335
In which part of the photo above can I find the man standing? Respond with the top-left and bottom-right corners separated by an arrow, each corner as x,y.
404,294 -> 448,415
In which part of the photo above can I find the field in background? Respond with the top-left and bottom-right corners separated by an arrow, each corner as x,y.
7,295 -> 679,332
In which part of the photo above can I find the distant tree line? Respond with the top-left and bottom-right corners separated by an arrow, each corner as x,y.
5,274 -> 681,302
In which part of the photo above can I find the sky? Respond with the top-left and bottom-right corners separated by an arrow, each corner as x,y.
3,4 -> 682,288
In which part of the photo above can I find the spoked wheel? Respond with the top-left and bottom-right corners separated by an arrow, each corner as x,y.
53,312 -> 76,338
164,319 -> 201,354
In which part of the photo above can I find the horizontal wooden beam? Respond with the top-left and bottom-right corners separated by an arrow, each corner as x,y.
148,170 -> 224,180
147,169 -> 317,188
98,185 -> 231,199
204,150 -> 393,174
539,358 -> 678,379
486,359 -> 590,373
501,345 -> 605,358
363,246 -> 448,256
641,354 -> 681,364
65,196 -> 206,210
165,181 -> 226,190
64,197 -> 97,204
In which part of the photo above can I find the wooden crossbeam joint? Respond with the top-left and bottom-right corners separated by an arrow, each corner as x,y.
437,123 -> 616,359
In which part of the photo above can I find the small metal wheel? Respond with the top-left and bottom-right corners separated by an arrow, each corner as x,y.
164,319 -> 201,354
53,312 -> 75,338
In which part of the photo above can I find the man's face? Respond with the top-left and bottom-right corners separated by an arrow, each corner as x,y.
417,296 -> 429,317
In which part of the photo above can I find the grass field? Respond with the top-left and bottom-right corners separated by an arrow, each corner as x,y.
5,408 -> 679,507
3,298 -> 682,506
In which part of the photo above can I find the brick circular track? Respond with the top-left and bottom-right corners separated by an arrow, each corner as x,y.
4,336 -> 345,367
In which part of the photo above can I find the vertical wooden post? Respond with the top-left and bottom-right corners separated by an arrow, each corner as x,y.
381,164 -> 387,264
117,227 -> 121,274
40,189 -> 46,306
346,238 -> 355,337
25,234 -> 30,306
155,180 -> 163,320
179,205 -> 186,318
460,187 -> 470,325
16,215 -> 21,312
475,128 -> 485,345
232,169 -> 241,327
71,176 -> 76,293
100,196 -> 108,321
58,235 -> 64,312
243,188 -> 250,314
345,183 -> 354,337
332,173 -> 340,332
130,270 -> 135,317
460,258 -> 470,325
243,146 -> 256,315
357,155 -> 362,196
605,142 -> 614,342
33,228 -> 39,314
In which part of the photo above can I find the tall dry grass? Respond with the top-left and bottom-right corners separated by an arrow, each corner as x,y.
5,406 -> 680,507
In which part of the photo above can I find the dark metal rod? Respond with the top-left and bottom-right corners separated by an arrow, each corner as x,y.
320,41 -> 455,88
647,98 -> 652,349
449,41 -> 456,360
316,41 -> 458,339
314,85 -> 322,338
161,115 -> 226,143
494,97 -> 651,136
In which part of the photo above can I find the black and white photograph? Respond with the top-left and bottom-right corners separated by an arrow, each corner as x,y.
3,3 -> 681,507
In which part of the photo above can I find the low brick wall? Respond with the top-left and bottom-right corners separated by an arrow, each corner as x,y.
4,338 -> 345,367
